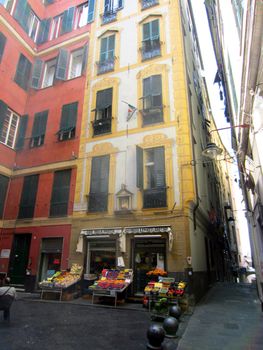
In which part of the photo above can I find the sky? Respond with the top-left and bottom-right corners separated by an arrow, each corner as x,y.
191,0 -> 252,259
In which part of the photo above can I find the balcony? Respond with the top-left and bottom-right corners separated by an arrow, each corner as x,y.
93,118 -> 112,136
143,188 -> 167,208
141,40 -> 161,61
141,106 -> 163,126
97,58 -> 115,75
141,0 -> 159,10
88,193 -> 108,212
101,10 -> 117,24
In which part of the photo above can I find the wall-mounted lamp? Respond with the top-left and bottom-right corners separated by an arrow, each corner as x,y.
202,124 -> 250,160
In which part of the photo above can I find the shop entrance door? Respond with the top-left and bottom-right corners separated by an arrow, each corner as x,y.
8,234 -> 31,285
132,238 -> 166,295
38,238 -> 63,282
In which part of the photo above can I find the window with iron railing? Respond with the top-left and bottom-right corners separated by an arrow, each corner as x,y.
141,0 -> 159,10
93,88 -> 112,136
141,19 -> 160,61
98,35 -> 115,74
140,74 -> 163,125
101,0 -> 123,24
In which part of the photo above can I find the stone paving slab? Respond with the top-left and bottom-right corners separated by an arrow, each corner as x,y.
177,282 -> 263,350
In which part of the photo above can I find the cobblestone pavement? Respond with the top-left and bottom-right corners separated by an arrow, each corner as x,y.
177,282 -> 263,350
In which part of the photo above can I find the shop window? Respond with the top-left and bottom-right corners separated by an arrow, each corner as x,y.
42,59 -> 56,88
101,0 -> 123,24
141,0 -> 159,10
136,146 -> 166,208
141,19 -> 161,61
18,175 -> 39,219
0,32 -> 7,63
88,155 -> 110,212
92,88 -> 112,136
39,238 -> 63,282
87,240 -> 116,276
0,103 -> 20,149
140,74 -> 163,125
57,102 -> 78,141
97,35 -> 115,74
14,54 -> 32,90
30,110 -> 48,148
50,169 -> 71,217
0,174 -> 9,219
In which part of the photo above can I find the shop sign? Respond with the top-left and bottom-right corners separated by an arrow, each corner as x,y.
124,226 -> 171,234
0,249 -> 11,258
81,228 -> 123,236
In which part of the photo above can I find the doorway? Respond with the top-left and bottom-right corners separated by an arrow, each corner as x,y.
38,238 -> 63,282
8,234 -> 31,285
132,238 -> 166,294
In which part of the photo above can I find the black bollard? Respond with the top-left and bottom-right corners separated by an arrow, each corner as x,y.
146,323 -> 165,349
168,304 -> 182,320
163,316 -> 179,338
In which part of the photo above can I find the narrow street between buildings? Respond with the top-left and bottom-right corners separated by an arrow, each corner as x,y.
177,282 -> 262,350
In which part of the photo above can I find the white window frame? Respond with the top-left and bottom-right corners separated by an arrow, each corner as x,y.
42,59 -> 57,88
27,10 -> 40,42
74,2 -> 89,29
68,48 -> 84,79
2,0 -> 16,15
49,15 -> 62,40
0,108 -> 19,149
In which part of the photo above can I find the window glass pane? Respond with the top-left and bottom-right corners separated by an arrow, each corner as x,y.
69,48 -> 83,79
42,59 -> 56,88
0,108 -> 19,148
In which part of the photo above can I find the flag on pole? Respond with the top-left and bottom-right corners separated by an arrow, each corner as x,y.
127,104 -> 137,121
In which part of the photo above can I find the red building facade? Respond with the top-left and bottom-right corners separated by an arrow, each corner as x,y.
0,0 -> 93,289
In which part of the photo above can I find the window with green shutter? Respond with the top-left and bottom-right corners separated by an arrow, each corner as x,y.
61,7 -> 75,35
18,175 -> 39,219
55,49 -> 69,80
14,54 -> 32,90
16,114 -> 28,150
37,18 -> 51,45
97,35 -> 115,74
50,169 -> 71,217
88,155 -> 109,212
87,0 -> 96,23
30,110 -> 48,148
0,32 -> 6,63
57,102 -> 78,141
0,174 -> 9,219
93,88 -> 112,135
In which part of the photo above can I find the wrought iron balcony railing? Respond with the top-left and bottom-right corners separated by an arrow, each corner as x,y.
141,39 -> 161,60
88,193 -> 108,212
141,106 -> 163,126
101,10 -> 117,24
143,187 -> 167,208
96,58 -> 115,75
141,0 -> 159,10
93,118 -> 112,136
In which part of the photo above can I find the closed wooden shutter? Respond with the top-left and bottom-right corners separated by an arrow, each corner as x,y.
59,102 -> 78,130
31,110 -> 48,138
50,169 -> 71,217
0,100 -> 8,137
87,0 -> 96,23
37,18 -> 51,44
136,146 -> 144,189
18,175 -> 39,219
31,59 -> 43,89
96,88 -> 112,110
154,147 -> 165,188
14,54 -> 32,90
90,155 -> 109,194
16,114 -> 28,150
55,49 -> 69,80
0,174 -> 9,219
0,32 -> 6,63
61,7 -> 75,34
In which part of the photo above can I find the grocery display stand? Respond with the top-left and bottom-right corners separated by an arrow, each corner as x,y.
39,264 -> 83,301
89,269 -> 133,308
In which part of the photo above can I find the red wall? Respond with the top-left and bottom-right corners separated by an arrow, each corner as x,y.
0,225 -> 71,275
